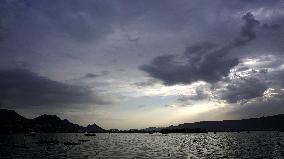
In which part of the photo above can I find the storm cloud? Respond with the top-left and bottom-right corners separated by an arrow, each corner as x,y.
0,0 -> 284,127
0,69 -> 110,107
177,87 -> 211,104
217,77 -> 268,103
140,12 -> 259,85
84,73 -> 100,78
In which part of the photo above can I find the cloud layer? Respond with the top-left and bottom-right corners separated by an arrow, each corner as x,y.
140,12 -> 260,85
0,0 -> 284,127
0,69 -> 109,107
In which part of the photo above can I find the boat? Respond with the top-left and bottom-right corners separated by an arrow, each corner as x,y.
84,133 -> 96,136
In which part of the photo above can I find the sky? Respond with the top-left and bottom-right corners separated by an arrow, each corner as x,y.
0,0 -> 284,129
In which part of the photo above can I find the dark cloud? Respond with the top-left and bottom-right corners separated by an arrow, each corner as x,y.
259,69 -> 268,74
85,73 -> 100,78
223,58 -> 284,114
139,54 -> 195,85
262,24 -> 282,31
229,93 -> 284,118
83,71 -> 110,79
215,54 -> 284,104
100,70 -> 110,76
0,0 -> 283,124
233,12 -> 260,47
217,77 -> 267,103
0,69 -> 110,107
0,0 -> 205,44
134,79 -> 157,87
140,12 -> 260,85
139,44 -> 237,85
269,68 -> 284,88
178,88 -> 210,102
171,86 -> 211,107
0,0 -> 116,42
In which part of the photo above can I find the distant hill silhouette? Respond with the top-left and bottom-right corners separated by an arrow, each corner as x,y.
1,109 -> 284,133
32,114 -> 85,133
0,109 -> 105,133
0,109 -> 30,133
86,123 -> 106,133
0,109 -> 27,122
171,114 -> 284,132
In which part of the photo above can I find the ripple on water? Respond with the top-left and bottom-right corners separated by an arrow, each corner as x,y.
0,132 -> 283,159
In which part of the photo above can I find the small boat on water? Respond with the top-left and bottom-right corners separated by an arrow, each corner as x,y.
84,133 -> 96,136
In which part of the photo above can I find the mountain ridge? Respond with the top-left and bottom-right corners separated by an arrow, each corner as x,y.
0,109 -> 105,133
173,114 -> 284,131
1,109 -> 284,133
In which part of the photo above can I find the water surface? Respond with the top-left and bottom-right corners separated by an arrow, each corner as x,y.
0,132 -> 283,158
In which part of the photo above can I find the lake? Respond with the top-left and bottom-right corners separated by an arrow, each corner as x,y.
0,132 -> 283,158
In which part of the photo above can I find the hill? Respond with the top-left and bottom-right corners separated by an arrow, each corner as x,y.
0,109 -> 30,133
0,109 -> 27,122
86,123 -> 106,133
1,109 -> 284,133
0,109 -> 105,133
32,114 -> 84,133
171,114 -> 284,132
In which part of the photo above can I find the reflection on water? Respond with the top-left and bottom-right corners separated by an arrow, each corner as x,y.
0,132 -> 283,159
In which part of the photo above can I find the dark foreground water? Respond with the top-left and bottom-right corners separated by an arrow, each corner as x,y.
0,132 -> 283,159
